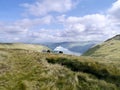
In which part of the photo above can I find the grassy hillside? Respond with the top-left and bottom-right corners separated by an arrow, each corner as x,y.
0,48 -> 120,90
83,35 -> 120,70
83,40 -> 120,58
83,35 -> 120,58
0,43 -> 50,52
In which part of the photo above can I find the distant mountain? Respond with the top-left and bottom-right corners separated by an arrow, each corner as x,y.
54,46 -> 80,56
0,43 -> 50,52
83,34 -> 120,58
42,41 -> 100,55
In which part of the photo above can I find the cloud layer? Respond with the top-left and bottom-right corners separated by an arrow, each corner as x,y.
0,0 -> 120,43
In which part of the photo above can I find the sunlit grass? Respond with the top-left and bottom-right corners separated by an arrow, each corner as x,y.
83,40 -> 120,58
0,48 -> 119,90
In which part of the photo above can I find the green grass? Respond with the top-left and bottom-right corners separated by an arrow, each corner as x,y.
0,48 -> 120,90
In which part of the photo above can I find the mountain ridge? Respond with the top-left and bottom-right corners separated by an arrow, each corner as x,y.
42,41 -> 100,54
106,34 -> 120,41
83,34 -> 120,59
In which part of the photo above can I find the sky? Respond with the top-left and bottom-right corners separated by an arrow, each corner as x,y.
0,0 -> 120,43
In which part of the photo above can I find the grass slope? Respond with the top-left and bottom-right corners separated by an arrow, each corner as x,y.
0,43 -> 50,52
0,48 -> 120,90
83,40 -> 120,58
83,37 -> 120,70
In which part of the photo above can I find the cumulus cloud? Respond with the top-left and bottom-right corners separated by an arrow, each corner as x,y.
55,14 -> 118,41
0,15 -> 54,42
108,0 -> 120,21
22,0 -> 79,16
0,15 -> 53,34
30,11 -> 120,42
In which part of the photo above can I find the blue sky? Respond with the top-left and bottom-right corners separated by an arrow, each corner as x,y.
0,0 -> 120,43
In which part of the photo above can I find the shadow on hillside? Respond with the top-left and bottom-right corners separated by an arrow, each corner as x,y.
46,56 -> 120,87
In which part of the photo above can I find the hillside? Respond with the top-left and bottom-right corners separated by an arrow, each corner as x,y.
0,43 -> 50,52
83,35 -> 120,59
0,46 -> 120,89
83,35 -> 120,70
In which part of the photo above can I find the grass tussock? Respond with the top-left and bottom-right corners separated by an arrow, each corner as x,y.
46,55 -> 120,87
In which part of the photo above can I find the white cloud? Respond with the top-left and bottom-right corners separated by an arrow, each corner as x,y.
32,13 -> 120,42
22,0 -> 78,16
0,15 -> 54,42
1,0 -> 120,43
108,0 -> 120,21
0,15 -> 54,34
69,23 -> 86,32
59,14 -> 112,40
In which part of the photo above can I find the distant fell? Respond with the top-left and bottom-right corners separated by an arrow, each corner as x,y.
42,41 -> 98,54
83,34 -> 120,59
